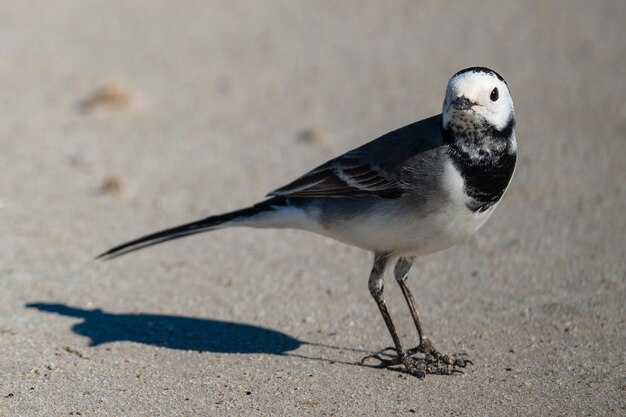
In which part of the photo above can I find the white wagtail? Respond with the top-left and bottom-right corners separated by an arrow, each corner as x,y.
99,67 -> 516,378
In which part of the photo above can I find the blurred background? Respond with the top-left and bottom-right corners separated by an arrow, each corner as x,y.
0,1 -> 624,415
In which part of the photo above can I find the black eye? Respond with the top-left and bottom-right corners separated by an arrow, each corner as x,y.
490,87 -> 499,101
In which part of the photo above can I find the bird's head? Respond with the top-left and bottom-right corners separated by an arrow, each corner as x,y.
442,67 -> 514,133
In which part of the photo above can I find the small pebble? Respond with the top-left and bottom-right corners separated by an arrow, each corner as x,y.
297,128 -> 324,145
79,85 -> 131,114
99,176 -> 125,197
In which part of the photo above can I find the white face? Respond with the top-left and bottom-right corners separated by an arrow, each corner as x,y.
442,69 -> 514,131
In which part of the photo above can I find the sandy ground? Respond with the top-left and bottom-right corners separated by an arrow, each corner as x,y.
1,1 -> 625,416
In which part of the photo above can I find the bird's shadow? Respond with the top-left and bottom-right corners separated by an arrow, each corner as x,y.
26,302 -> 412,374
26,302 -> 303,355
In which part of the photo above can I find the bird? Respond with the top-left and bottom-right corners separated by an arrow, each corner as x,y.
98,67 -> 517,378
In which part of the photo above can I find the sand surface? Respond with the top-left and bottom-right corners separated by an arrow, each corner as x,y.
1,1 -> 624,415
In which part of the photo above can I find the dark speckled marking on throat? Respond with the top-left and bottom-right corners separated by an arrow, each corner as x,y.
444,117 -> 517,212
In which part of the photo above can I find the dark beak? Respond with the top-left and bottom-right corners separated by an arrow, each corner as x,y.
452,96 -> 475,110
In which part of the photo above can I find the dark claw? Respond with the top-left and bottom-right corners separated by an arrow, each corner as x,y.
402,343 -> 474,368
430,368 -> 459,376
454,358 -> 473,367
401,357 -> 428,379
403,357 -> 464,377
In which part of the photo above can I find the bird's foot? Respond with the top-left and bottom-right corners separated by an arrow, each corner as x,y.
405,338 -> 473,368
361,350 -> 463,378
361,338 -> 472,378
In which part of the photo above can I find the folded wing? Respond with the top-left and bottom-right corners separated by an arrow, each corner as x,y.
269,115 -> 445,200
268,152 -> 405,199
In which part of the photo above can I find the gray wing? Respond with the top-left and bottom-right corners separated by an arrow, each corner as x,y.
268,115 -> 445,199
269,151 -> 405,199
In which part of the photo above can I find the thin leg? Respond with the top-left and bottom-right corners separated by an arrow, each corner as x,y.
393,257 -> 425,345
393,257 -> 473,368
362,254 -> 462,378
368,253 -> 404,355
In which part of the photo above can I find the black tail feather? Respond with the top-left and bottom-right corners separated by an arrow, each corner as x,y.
97,199 -> 279,260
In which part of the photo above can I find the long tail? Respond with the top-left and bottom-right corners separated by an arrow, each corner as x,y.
97,199 -> 281,260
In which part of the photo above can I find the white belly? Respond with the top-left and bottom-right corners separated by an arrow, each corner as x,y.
302,160 -> 497,255
313,198 -> 495,256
